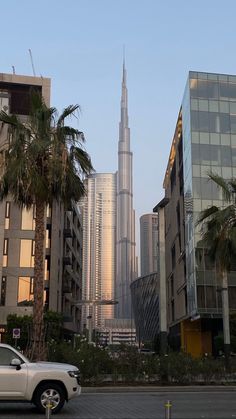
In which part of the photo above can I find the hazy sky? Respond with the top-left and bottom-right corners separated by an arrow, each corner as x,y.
2,0 -> 236,254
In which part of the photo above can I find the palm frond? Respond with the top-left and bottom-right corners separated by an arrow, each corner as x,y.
207,171 -> 232,202
196,206 -> 219,225
57,105 -> 80,127
0,111 -> 21,127
59,126 -> 85,144
70,146 -> 94,175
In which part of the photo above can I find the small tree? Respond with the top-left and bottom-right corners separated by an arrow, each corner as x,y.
6,311 -> 64,352
197,172 -> 236,370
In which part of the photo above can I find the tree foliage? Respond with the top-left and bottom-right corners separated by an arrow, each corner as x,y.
0,92 -> 93,360
197,172 -> 236,272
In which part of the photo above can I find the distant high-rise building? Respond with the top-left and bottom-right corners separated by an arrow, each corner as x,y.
140,213 -> 159,276
116,61 -> 136,319
80,173 -> 116,332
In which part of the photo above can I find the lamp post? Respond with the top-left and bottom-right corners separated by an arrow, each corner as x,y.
76,299 -> 118,344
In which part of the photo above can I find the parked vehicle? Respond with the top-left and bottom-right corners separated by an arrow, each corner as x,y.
0,343 -> 81,413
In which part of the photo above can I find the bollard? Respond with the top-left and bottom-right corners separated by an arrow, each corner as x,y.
164,400 -> 172,419
45,395 -> 53,419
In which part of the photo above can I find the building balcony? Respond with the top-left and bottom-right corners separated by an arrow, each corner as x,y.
63,313 -> 73,323
62,283 -> 72,293
63,292 -> 73,300
63,254 -> 72,266
64,228 -> 73,238
44,280 -> 49,289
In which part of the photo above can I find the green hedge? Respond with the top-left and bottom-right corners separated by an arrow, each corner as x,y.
48,342 -> 236,385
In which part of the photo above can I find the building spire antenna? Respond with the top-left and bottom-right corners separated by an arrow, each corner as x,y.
28,49 -> 36,77
122,45 -> 126,84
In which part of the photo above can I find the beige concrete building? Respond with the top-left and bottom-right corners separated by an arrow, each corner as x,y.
0,73 -> 83,340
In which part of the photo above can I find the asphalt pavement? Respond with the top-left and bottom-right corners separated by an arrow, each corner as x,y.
0,387 -> 236,418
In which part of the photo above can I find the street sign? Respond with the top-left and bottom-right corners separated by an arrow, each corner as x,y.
13,328 -> 20,339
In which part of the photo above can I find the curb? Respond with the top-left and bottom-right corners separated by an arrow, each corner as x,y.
82,385 -> 236,393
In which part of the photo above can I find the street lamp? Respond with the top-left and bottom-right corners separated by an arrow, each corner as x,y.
76,299 -> 118,344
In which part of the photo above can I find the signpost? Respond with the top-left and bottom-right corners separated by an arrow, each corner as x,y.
13,328 -> 20,348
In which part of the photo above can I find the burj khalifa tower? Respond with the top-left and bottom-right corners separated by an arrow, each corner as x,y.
116,60 -> 136,319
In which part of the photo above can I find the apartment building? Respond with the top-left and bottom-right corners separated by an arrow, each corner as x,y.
0,73 -> 83,339
80,173 -> 116,334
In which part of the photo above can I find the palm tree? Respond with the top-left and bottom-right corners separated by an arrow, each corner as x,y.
197,172 -> 236,370
0,92 -> 93,360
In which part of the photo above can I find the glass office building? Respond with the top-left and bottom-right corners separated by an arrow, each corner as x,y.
130,272 -> 159,346
164,71 -> 236,356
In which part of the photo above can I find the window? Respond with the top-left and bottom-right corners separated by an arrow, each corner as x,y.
0,347 -> 21,365
211,144 -> 221,166
20,240 -> 34,267
45,256 -> 50,280
201,178 -> 213,200
209,113 -> 220,133
5,201 -> 10,229
192,143 -> 200,164
171,300 -> 175,322
46,227 -> 51,248
170,161 -> 176,192
200,144 -> 211,165
197,285 -> 205,308
221,145 -> 232,166
0,277 -> 6,306
205,286 -> 216,308
199,111 -> 209,132
171,244 -> 176,269
0,94 -> 9,113
21,206 -> 35,230
171,275 -> 174,297
207,81 -> 219,99
3,238 -> 8,267
18,276 -> 34,306
46,205 -> 52,218
220,114 -> 230,133
184,287 -> 187,315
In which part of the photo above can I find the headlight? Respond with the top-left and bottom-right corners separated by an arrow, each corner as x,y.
68,370 -> 80,378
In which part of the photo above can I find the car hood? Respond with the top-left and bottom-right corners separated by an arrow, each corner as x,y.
27,361 -> 78,371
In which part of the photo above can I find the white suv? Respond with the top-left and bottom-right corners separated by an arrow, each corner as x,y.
0,343 -> 81,413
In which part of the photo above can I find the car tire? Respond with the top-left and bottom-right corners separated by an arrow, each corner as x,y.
33,382 -> 65,414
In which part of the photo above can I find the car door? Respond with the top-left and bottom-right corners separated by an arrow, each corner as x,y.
0,347 -> 28,398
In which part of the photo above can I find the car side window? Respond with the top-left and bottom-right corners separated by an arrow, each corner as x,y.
0,348 -> 21,365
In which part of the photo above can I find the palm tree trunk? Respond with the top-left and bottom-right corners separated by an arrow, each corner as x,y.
222,272 -> 230,371
31,198 -> 46,361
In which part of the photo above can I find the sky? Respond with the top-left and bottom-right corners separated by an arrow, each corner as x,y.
2,0 -> 236,255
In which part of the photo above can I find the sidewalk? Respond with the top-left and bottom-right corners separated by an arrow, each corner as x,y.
82,384 -> 236,393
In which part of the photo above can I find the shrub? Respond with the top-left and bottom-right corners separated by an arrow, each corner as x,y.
196,357 -> 225,384
48,340 -> 114,384
159,352 -> 197,384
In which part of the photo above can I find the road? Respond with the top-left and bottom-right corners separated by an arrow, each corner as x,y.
0,387 -> 236,418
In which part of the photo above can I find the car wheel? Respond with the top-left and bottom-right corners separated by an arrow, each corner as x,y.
34,382 -> 65,414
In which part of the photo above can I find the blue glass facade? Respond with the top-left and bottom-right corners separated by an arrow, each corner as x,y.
183,71 -> 236,318
130,272 -> 159,344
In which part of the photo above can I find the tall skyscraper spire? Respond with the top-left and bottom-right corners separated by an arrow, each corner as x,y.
116,60 -> 136,319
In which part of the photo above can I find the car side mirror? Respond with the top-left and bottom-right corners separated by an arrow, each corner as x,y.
10,358 -> 21,370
